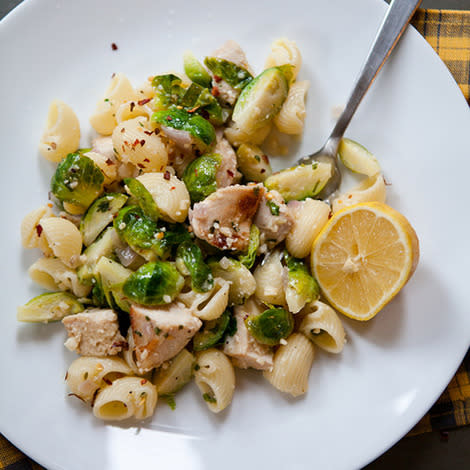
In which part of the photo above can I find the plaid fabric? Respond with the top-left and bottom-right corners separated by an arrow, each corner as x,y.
1,7 -> 470,469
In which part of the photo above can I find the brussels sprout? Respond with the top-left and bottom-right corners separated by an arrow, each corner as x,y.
80,193 -> 128,246
193,309 -> 231,351
204,57 -> 253,89
17,292 -> 84,323
284,254 -> 320,313
264,162 -> 332,201
152,73 -> 185,109
209,257 -> 256,305
152,108 -> 216,153
239,225 -> 260,269
95,256 -> 133,313
51,152 -> 105,210
124,178 -> 159,221
153,349 -> 195,394
77,227 -> 119,285
123,261 -> 184,305
176,241 -> 214,292
232,67 -> 288,134
182,154 -> 221,203
184,51 -> 212,88
91,279 -> 108,308
180,84 -> 225,126
236,144 -> 272,182
245,307 -> 294,346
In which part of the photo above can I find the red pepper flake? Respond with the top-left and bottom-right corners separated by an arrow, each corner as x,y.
130,102 -> 136,112
154,128 -> 160,135
262,154 -> 269,163
111,43 -> 118,51
138,98 -> 151,106
143,158 -> 150,163
213,75 -> 222,83
120,127 -> 125,133
164,170 -> 171,181
50,142 -> 57,150
111,72 -> 116,78
140,379 -> 148,385
144,130 -> 153,136
133,138 -> 140,147
123,140 -> 130,146
35,224 -> 43,237
194,169 -> 198,177
384,176 -> 392,186
211,86 -> 220,97
170,186 -> 176,190
140,139 -> 146,146
260,168 -> 266,173
166,116 -> 173,121
137,163 -> 145,169
121,145 -> 126,152
348,194 -> 352,199
227,169 -> 234,178
105,158 -> 114,166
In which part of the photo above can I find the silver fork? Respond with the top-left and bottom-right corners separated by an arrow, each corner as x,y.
300,0 -> 422,199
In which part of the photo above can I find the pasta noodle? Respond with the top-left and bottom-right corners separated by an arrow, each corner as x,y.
28,257 -> 91,298
263,333 -> 315,397
177,277 -> 230,320
136,172 -> 190,223
83,151 -> 118,185
285,199 -> 330,258
39,217 -> 83,268
332,173 -> 386,213
66,356 -> 132,403
112,117 -> 169,173
299,300 -> 346,353
265,38 -> 302,81
20,205 -> 54,249
274,80 -> 309,135
194,349 -> 235,413
253,249 -> 286,306
115,100 -> 154,124
38,100 -> 80,163
89,73 -> 138,135
92,376 -> 158,420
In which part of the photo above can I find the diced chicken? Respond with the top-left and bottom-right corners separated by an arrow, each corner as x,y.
212,40 -> 253,73
62,309 -> 127,357
215,129 -> 241,187
189,184 -> 263,251
211,40 -> 253,106
254,190 -> 293,253
130,303 -> 202,372
223,299 -> 273,370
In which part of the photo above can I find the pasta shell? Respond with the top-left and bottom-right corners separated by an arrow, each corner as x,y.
254,249 -> 286,306
263,333 -> 314,397
299,300 -> 346,354
115,100 -> 153,124
89,73 -> 138,135
40,217 -> 83,268
38,100 -> 80,163
113,117 -> 169,173
136,172 -> 190,223
194,349 -> 235,413
84,151 -> 117,185
274,80 -> 309,135
265,38 -> 302,81
20,205 -> 54,249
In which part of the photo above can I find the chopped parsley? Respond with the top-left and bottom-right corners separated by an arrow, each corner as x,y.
266,200 -> 280,216
202,393 -> 217,404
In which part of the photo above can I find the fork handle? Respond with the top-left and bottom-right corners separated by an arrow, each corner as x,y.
328,0 -> 422,147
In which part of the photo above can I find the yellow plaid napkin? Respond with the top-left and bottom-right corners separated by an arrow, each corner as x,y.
1,8 -> 470,470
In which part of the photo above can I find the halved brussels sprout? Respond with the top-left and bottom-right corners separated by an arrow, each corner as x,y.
284,254 -> 319,313
232,67 -> 288,133
204,57 -> 253,89
264,162 -> 332,201
17,292 -> 84,323
124,178 -> 159,221
193,309 -> 231,351
245,307 -> 294,345
176,241 -> 214,293
80,193 -> 128,246
239,225 -> 260,269
152,74 -> 185,109
152,108 -> 216,153
51,152 -> 105,210
236,144 -> 272,182
182,153 -> 221,203
91,278 -> 108,308
122,261 -> 184,305
180,84 -> 225,126
153,349 -> 195,394
184,51 -> 212,88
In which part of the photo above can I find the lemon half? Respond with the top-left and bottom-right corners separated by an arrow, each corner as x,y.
312,202 -> 419,321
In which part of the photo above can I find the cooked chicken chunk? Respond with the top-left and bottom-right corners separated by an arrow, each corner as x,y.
215,129 -> 241,187
62,309 -> 126,356
130,303 -> 202,372
189,184 -> 263,251
223,299 -> 273,370
254,190 -> 293,253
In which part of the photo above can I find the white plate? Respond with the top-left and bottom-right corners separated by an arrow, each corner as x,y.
1,0 -> 469,469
